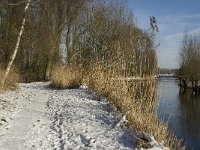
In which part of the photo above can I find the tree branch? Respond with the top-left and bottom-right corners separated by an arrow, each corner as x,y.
8,1 -> 27,6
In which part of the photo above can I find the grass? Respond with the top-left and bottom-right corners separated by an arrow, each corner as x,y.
0,66 -> 20,90
50,62 -> 186,150
50,64 -> 83,89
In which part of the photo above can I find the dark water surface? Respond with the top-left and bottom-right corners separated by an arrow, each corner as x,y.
158,78 -> 200,150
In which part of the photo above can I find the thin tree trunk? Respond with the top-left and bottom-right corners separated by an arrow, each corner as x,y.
46,47 -> 56,80
1,0 -> 31,89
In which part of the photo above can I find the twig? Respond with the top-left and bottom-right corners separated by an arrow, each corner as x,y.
8,1 -> 26,6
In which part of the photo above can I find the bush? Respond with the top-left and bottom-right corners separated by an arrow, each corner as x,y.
50,64 -> 83,89
0,66 -> 20,90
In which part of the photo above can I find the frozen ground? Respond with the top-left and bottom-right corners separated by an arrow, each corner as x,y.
0,82 -> 168,150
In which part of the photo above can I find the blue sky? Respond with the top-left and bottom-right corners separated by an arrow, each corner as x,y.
127,0 -> 200,69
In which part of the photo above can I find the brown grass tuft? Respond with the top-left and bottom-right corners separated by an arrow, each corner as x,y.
0,66 -> 20,90
50,64 -> 83,89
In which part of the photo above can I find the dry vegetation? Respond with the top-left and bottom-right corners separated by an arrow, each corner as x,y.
0,66 -> 20,90
51,63 -> 185,150
0,0 -> 87,82
0,0 -> 185,149
50,64 -> 83,89
179,32 -> 200,92
48,0 -> 185,149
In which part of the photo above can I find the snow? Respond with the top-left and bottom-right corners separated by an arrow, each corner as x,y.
111,77 -> 156,81
0,82 -> 168,150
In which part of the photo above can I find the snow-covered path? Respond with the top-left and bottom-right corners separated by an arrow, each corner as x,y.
0,82 -> 136,150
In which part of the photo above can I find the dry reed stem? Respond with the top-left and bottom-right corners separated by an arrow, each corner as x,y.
51,64 -> 83,89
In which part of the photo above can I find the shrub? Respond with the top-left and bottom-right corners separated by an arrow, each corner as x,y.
50,64 -> 83,89
0,66 -> 20,90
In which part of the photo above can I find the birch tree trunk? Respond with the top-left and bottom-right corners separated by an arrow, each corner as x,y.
1,0 -> 31,88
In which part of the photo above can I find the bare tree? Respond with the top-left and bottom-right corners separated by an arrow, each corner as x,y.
0,0 -> 157,84
179,32 -> 200,92
1,0 -> 31,88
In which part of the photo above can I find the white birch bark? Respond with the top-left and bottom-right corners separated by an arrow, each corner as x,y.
1,0 -> 31,88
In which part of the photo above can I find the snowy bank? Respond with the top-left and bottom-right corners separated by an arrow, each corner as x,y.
0,82 -> 168,150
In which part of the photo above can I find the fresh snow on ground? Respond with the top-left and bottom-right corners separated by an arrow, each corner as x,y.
0,82 -> 167,150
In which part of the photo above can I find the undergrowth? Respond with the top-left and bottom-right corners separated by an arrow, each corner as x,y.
0,66 -> 20,90
50,64 -> 83,89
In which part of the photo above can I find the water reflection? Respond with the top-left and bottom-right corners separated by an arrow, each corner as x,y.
179,88 -> 200,149
158,78 -> 200,150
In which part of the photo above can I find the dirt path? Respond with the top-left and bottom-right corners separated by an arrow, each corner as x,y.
0,82 -> 136,150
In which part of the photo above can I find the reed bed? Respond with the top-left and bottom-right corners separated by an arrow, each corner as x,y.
50,62 -> 185,150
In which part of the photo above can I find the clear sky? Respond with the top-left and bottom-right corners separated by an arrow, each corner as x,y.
127,0 -> 200,69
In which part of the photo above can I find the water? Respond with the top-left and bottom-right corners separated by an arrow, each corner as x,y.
158,78 -> 200,150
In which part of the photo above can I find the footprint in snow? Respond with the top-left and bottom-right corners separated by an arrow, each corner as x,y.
79,134 -> 95,147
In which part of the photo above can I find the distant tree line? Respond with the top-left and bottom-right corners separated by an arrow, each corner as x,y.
159,68 -> 179,75
179,32 -> 200,92
0,0 -> 158,82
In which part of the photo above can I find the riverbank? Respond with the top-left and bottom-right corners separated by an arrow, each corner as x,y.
0,82 -> 167,150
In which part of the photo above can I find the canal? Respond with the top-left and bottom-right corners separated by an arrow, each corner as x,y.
158,78 -> 200,150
